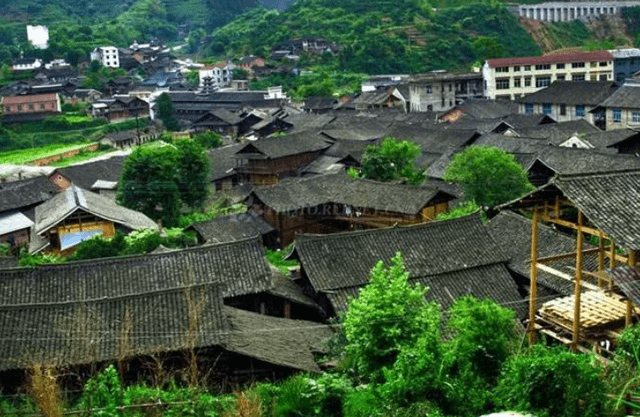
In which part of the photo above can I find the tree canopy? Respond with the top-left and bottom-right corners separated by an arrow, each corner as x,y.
117,140 -> 211,226
443,146 -> 534,207
156,93 -> 181,131
359,137 -> 425,185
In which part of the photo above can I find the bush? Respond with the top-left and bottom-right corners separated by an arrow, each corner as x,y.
495,345 -> 605,417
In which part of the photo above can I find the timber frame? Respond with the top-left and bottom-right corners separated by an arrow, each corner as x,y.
506,184 -> 639,352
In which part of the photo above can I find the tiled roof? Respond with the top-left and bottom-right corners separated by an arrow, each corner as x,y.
236,132 -> 330,159
224,306 -> 333,373
35,185 -> 157,234
208,144 -> 243,181
57,155 -> 125,190
516,119 -> 600,143
451,99 -> 520,120
0,176 -> 57,214
188,212 -> 275,244
0,238 -> 272,305
2,93 -> 58,105
519,81 -> 618,106
554,171 -> 640,250
487,211 -> 598,296
0,211 -> 33,235
487,50 -> 612,67
251,173 -> 452,215
598,82 -> 640,108
294,214 -> 523,315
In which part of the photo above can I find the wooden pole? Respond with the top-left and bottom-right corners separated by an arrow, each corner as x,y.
529,209 -> 539,345
598,231 -> 605,288
610,240 -> 616,290
627,250 -> 636,327
572,211 -> 584,352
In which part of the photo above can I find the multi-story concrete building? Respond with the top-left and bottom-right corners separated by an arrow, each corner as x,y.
483,50 -> 614,100
517,1 -> 640,22
199,63 -> 233,94
409,71 -> 483,112
90,46 -> 120,68
610,48 -> 640,83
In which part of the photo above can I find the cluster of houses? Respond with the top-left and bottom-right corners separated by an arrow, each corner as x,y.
4,43 -> 640,388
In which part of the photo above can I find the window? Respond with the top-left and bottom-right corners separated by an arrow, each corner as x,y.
600,61 -> 609,67
633,111 -> 640,123
4,106 -> 9,113
556,63 -> 565,69
448,84 -> 452,92
513,66 -> 520,72
535,64 -> 551,70
524,65 -> 531,71
514,78 -> 521,88
557,75 -> 565,81
17,105 -> 22,111
426,85 -> 432,94
571,62 -> 585,68
496,66 -> 509,73
576,105 -> 585,117
543,103 -> 552,115
28,103 -> 34,110
560,104 -> 566,116
572,74 -> 585,82
496,78 -> 510,90
39,103 -> 45,109
613,108 -> 622,123
524,103 -> 534,114
590,62 -> 597,68
524,77 -> 531,87
536,77 -> 551,87
600,74 -> 609,81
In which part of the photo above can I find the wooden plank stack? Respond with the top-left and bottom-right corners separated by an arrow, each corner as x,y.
540,291 -> 627,333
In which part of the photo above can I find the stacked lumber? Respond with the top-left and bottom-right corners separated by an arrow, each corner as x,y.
540,291 -> 627,334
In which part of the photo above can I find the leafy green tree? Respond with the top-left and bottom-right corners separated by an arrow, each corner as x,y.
495,345 -> 605,417
117,146 -> 181,227
156,93 -> 181,131
193,131 -> 223,149
443,146 -> 534,207
343,252 -> 440,382
607,324 -> 640,414
360,137 -> 425,185
175,138 -> 211,209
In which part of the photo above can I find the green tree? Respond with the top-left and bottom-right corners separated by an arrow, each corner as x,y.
193,131 -> 223,149
360,137 -> 425,185
175,139 -> 211,209
443,146 -> 534,207
156,93 -> 181,131
117,146 -> 181,227
343,252 -> 440,382
495,345 -> 605,417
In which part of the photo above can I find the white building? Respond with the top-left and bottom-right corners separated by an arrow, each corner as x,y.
199,64 -> 233,93
90,46 -> 120,68
483,50 -> 614,100
26,25 -> 48,49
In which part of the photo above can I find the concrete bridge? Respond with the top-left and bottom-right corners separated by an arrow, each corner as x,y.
517,1 -> 640,22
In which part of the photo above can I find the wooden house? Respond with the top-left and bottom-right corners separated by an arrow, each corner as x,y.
291,214 -> 525,318
234,132 -> 331,185
1,93 -> 61,122
31,185 -> 157,255
247,173 -> 456,246
192,109 -> 243,135
0,239 -> 331,389
0,211 -> 33,249
187,212 -> 277,248
91,95 -> 149,122
499,170 -> 640,352
208,144 -> 243,190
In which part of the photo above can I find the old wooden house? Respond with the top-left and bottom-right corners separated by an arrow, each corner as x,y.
0,239 -> 331,389
31,185 -> 157,255
234,133 -> 330,185
247,173 -> 456,246
291,214 -> 525,318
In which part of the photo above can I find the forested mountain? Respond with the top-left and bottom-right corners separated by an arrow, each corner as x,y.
209,0 -> 541,74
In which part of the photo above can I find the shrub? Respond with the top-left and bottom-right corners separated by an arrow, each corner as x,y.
495,345 -> 605,417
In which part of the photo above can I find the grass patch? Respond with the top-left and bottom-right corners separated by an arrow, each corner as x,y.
0,142 -> 93,165
48,148 -> 120,167
265,244 -> 299,275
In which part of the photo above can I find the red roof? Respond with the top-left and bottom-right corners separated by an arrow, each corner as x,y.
487,50 -> 613,68
2,94 -> 58,105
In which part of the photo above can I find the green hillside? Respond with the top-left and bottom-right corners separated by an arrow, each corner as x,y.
210,1 -> 541,74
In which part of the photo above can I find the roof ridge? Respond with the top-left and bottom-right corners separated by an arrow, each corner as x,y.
0,235 -> 263,272
295,213 -> 481,242
0,281 -> 222,310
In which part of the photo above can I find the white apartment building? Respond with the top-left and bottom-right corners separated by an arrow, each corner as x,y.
90,46 -> 120,68
483,50 -> 614,100
199,64 -> 233,93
